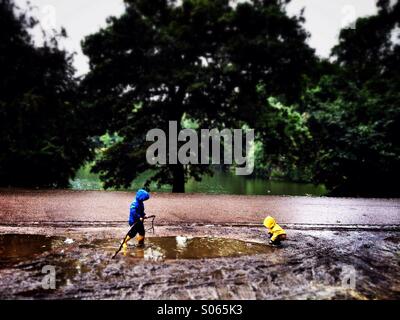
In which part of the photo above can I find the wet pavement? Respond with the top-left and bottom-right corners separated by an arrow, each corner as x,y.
1,189 -> 399,225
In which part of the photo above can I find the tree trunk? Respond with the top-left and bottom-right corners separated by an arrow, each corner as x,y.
170,89 -> 185,193
172,163 -> 185,193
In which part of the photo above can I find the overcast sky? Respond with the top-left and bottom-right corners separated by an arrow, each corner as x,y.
14,0 -> 378,76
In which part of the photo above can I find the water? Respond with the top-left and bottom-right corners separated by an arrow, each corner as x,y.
0,233 -> 274,291
0,233 -> 273,265
0,234 -> 90,295
71,166 -> 326,196
107,236 -> 274,260
185,171 -> 326,196
0,234 -> 63,267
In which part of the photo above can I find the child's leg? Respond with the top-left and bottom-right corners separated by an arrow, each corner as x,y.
270,234 -> 287,245
136,221 -> 145,246
124,227 -> 138,248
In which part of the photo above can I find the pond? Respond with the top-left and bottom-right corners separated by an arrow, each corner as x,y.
185,171 -> 326,196
70,166 -> 326,196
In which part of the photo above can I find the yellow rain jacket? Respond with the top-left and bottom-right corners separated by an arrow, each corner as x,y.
263,216 -> 286,242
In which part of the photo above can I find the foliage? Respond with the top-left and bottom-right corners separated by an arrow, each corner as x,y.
300,0 -> 400,196
81,0 -> 316,192
0,0 -> 93,187
2,0 -> 399,197
253,83 -> 311,180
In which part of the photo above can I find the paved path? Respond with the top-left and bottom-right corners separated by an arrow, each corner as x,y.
1,189 -> 399,226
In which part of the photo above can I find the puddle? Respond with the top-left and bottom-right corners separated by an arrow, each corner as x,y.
104,236 -> 274,261
0,234 -> 274,296
0,234 -> 64,267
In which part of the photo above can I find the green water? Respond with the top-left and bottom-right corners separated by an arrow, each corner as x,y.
70,165 -> 326,196
185,171 -> 326,196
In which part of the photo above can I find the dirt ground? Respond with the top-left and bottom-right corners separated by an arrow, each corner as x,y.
0,190 -> 399,300
0,224 -> 399,300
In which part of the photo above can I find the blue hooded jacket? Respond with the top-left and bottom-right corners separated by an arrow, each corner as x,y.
129,189 -> 150,226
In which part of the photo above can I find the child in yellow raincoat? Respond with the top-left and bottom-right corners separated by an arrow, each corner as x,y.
263,216 -> 287,245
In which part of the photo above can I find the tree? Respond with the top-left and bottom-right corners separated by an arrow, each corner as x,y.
0,0 -> 93,187
82,0 -> 316,192
253,84 -> 311,180
301,0 -> 400,196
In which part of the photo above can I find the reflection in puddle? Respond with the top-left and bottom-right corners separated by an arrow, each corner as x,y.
107,236 -> 274,261
0,234 -> 63,267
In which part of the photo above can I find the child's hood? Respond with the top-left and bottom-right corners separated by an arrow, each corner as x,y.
263,216 -> 276,229
135,189 -> 150,202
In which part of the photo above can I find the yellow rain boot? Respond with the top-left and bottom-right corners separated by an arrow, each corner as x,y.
137,234 -> 145,247
122,236 -> 131,255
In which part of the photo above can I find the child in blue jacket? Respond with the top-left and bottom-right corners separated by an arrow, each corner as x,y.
122,189 -> 150,250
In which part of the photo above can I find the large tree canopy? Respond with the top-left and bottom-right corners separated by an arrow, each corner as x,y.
0,0 -> 93,187
82,0 -> 316,192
